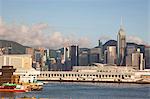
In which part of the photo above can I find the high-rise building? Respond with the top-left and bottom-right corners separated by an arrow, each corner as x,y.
131,49 -> 144,70
42,49 -> 51,71
70,45 -> 79,67
63,46 -> 71,70
63,46 -> 70,63
97,40 -> 103,62
0,54 -> 32,70
145,46 -> 150,69
107,46 -> 116,65
126,45 -> 136,66
62,45 -> 79,70
79,51 -> 89,66
26,48 -> 35,60
89,48 -> 102,64
104,50 -> 107,64
117,19 -> 126,66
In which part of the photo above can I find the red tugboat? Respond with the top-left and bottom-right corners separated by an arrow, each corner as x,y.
0,83 -> 27,92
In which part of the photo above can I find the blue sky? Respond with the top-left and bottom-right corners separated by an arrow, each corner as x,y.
0,0 -> 149,47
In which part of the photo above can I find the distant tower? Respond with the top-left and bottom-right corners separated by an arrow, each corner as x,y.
117,17 -> 126,66
63,46 -> 70,62
107,46 -> 117,65
70,45 -> 79,67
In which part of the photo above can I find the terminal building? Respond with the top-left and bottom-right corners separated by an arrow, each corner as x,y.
37,63 -> 136,82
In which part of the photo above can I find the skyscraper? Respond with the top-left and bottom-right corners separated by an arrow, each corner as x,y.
107,46 -> 117,65
131,49 -> 144,70
145,46 -> 150,69
63,46 -> 70,63
89,48 -> 101,64
126,45 -> 136,66
117,18 -> 126,66
70,45 -> 79,67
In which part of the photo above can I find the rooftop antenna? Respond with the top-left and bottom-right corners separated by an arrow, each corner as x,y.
120,16 -> 123,29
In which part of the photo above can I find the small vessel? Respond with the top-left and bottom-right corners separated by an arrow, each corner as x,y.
0,83 -> 27,92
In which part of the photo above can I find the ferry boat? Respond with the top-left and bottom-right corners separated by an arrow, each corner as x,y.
0,83 -> 27,92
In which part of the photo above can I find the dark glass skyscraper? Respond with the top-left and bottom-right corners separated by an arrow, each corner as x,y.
70,45 -> 79,67
145,46 -> 150,69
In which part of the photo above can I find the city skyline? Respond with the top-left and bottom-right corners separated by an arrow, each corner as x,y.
0,0 -> 149,49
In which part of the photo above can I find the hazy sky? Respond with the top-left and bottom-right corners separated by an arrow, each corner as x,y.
0,0 -> 149,48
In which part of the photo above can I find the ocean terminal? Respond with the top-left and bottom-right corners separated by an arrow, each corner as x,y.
37,63 -> 150,83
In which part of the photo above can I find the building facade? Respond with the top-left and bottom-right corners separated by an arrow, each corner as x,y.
131,49 -> 144,70
107,46 -> 116,65
126,45 -> 136,66
70,45 -> 79,67
89,48 -> 101,64
0,54 -> 32,70
145,46 -> 150,69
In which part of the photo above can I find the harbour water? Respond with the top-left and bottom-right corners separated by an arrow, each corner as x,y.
0,82 -> 150,99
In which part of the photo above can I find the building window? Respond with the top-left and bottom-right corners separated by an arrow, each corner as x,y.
96,75 -> 98,77
99,75 -> 101,78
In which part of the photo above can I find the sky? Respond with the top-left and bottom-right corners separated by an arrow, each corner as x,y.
0,0 -> 149,49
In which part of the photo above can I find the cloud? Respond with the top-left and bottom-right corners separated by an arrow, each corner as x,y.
127,36 -> 147,45
0,18 -> 92,49
78,37 -> 91,48
98,35 -> 112,42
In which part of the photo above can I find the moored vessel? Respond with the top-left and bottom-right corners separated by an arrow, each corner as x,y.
0,83 -> 27,92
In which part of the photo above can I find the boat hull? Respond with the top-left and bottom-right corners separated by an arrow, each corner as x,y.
0,89 -> 26,92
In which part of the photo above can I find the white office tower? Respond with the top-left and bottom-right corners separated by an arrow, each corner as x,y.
117,18 -> 126,66
132,49 -> 144,70
107,46 -> 116,65
63,46 -> 70,63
